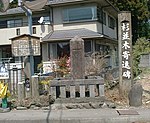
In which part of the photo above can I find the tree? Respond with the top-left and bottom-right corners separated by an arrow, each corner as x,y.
148,0 -> 150,11
109,0 -> 150,43
132,37 -> 150,76
0,1 -> 4,11
9,0 -> 18,8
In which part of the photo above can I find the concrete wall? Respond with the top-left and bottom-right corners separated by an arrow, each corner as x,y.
0,25 -> 51,45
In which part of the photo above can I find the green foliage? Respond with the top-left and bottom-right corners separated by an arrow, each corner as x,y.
56,55 -> 70,76
0,1 -> 4,11
109,0 -> 150,43
133,37 -> 150,76
37,62 -> 43,70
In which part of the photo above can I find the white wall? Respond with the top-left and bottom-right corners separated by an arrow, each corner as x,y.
53,7 -> 97,32
0,25 -> 52,45
53,6 -> 117,39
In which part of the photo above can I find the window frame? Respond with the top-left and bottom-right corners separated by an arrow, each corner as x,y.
32,16 -> 51,25
33,27 -> 36,34
0,20 -> 7,28
16,28 -> 20,35
63,6 -> 97,23
7,19 -> 22,28
108,15 -> 115,29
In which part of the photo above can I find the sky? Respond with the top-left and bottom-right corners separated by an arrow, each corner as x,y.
10,0 -> 14,3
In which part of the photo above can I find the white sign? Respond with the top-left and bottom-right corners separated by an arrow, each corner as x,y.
0,64 -> 9,79
121,21 -> 131,79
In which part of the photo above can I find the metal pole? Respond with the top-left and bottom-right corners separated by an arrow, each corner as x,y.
27,10 -> 34,76
18,0 -> 34,76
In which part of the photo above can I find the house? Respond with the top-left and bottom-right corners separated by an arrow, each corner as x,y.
42,0 -> 119,71
0,0 -> 119,74
0,6 -> 51,72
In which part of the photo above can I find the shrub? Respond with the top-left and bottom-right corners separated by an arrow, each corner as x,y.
133,37 -> 150,77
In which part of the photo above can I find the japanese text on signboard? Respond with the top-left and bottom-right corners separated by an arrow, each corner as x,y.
12,40 -> 40,56
121,21 -> 131,79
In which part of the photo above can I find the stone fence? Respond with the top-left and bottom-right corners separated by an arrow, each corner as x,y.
50,78 -> 105,103
18,76 -> 105,103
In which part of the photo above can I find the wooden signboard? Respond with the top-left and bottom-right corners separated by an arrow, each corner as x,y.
11,34 -> 40,56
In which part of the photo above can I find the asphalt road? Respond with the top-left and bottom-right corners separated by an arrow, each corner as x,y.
0,107 -> 150,123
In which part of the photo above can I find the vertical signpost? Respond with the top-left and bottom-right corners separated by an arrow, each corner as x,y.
18,0 -> 48,77
118,12 -> 133,96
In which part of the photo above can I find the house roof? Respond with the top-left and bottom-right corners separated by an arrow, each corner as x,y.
10,34 -> 40,40
0,7 -> 24,16
42,28 -> 104,42
0,7 -> 47,16
48,0 -> 85,5
0,0 -> 118,16
47,0 -> 119,15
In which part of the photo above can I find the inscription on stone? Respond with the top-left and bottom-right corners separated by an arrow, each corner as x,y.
70,36 -> 85,79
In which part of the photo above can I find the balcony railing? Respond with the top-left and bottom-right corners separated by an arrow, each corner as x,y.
0,21 -> 51,29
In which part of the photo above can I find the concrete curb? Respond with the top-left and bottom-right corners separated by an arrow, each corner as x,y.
0,109 -> 149,123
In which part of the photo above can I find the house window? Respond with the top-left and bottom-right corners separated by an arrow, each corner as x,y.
48,43 -> 58,60
43,16 -> 51,24
97,7 -> 102,22
32,17 -> 40,25
95,43 -> 111,68
95,43 -> 110,55
108,15 -> 115,29
33,16 -> 51,25
7,19 -> 22,28
85,41 -> 92,53
33,27 -> 36,34
16,28 -> 20,35
63,6 -> 97,22
0,20 -> 7,28
0,46 -> 12,58
103,12 -> 106,25
97,7 -> 106,25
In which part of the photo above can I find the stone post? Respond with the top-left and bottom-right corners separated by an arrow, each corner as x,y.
70,36 -> 85,79
118,11 -> 133,96
128,83 -> 143,107
18,83 -> 25,101
31,75 -> 39,98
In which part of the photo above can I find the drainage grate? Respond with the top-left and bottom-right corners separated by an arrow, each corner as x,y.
116,109 -> 139,115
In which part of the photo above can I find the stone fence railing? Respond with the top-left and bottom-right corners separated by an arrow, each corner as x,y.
18,76 -> 105,103
50,78 -> 105,103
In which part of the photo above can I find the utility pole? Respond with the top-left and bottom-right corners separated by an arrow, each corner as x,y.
18,0 -> 34,76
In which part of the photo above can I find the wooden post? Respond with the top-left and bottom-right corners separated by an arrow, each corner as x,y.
99,85 -> 105,96
118,11 -> 133,96
80,85 -> 85,97
70,85 -> 75,98
18,83 -> 25,101
89,85 -> 95,97
50,87 -> 56,99
60,86 -> 66,98
31,75 -> 39,98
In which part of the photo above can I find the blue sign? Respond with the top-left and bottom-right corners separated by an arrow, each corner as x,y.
0,64 -> 9,79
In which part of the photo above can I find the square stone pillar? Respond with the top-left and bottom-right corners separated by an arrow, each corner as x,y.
70,36 -> 85,79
